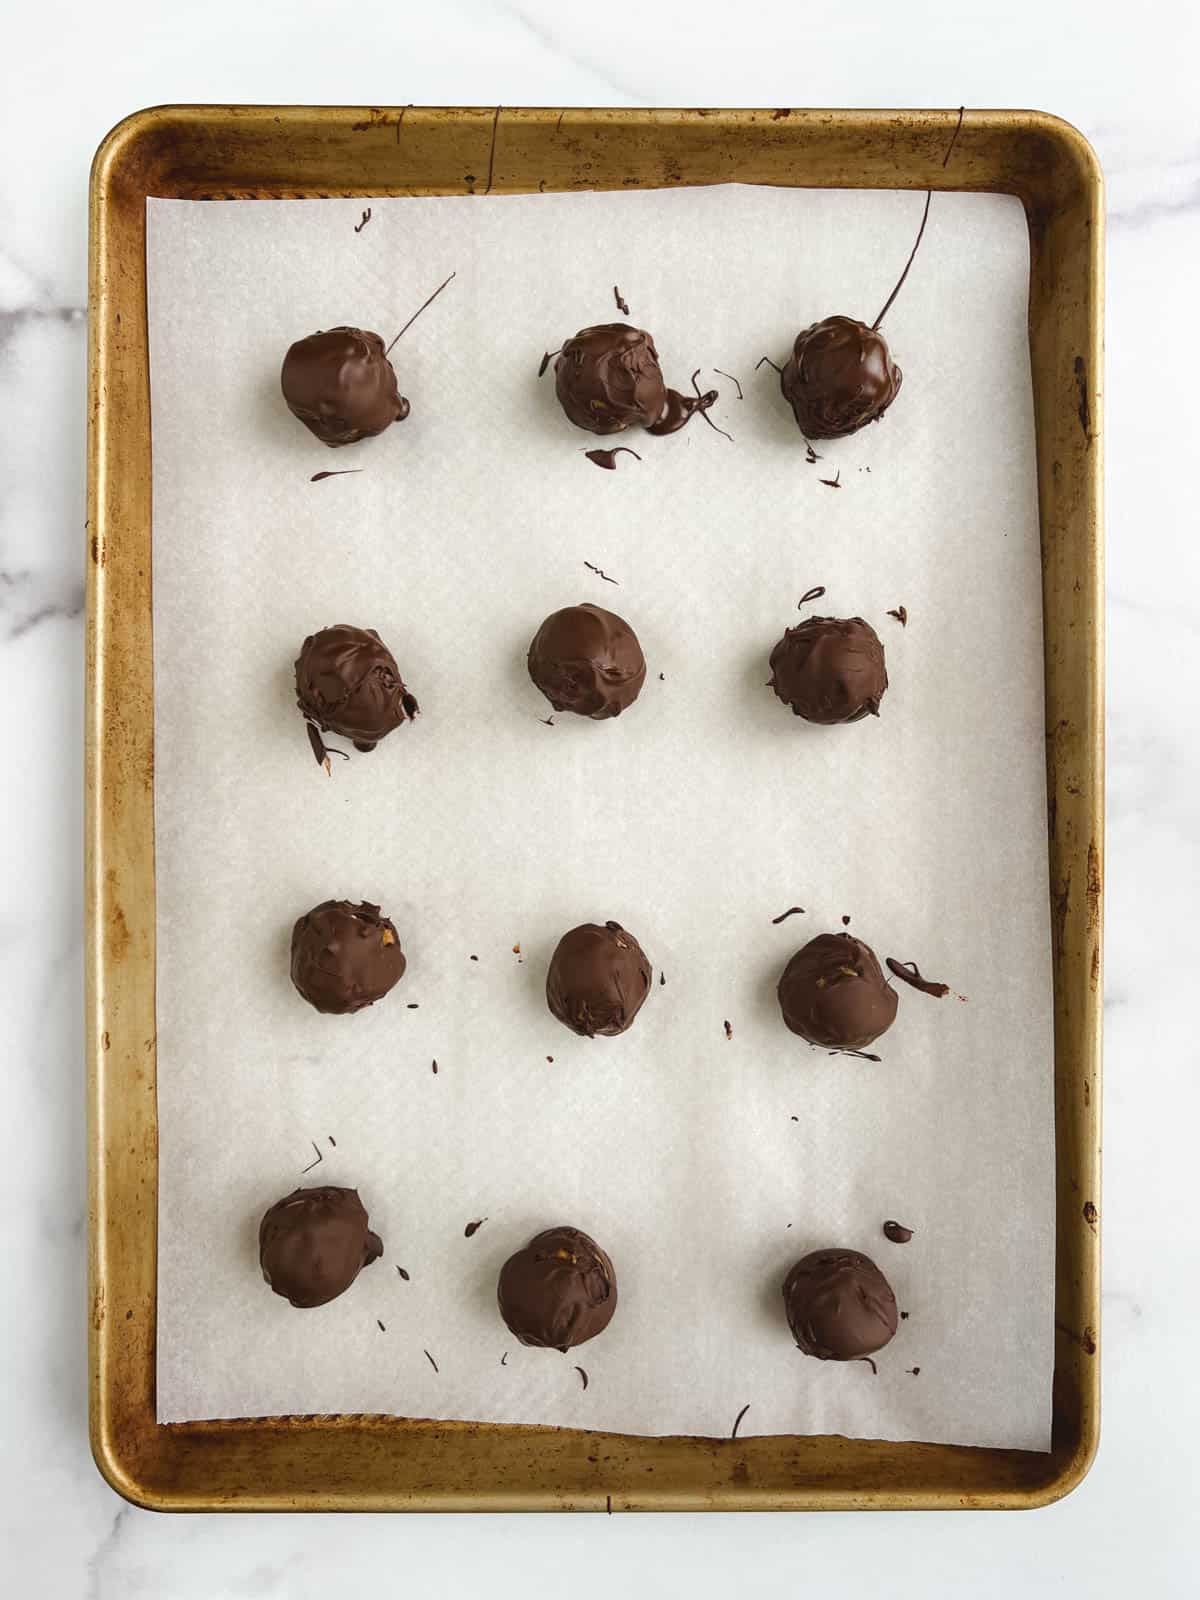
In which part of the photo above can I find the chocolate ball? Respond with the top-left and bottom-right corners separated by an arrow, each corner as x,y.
295,625 -> 418,755
527,603 -> 646,720
782,1248 -> 898,1360
290,899 -> 406,1015
554,323 -> 666,435
546,921 -> 653,1037
497,1225 -> 618,1350
281,327 -> 410,446
777,932 -> 898,1051
769,615 -> 887,724
780,315 -> 902,440
259,1186 -> 383,1308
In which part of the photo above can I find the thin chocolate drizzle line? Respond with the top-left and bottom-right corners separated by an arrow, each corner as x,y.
828,1048 -> 882,1062
377,1320 -> 386,1332
501,1351 -> 509,1365
574,1365 -> 589,1390
386,271 -> 457,355
887,606 -> 908,626
857,1356 -> 878,1375
584,446 -> 642,471
886,957 -> 950,998
771,905 -> 805,924
804,442 -> 821,464
583,560 -> 618,584
731,1403 -> 751,1439
713,368 -> 743,400
310,469 -> 364,481
871,190 -> 932,330
538,346 -> 563,377
300,1140 -> 324,1173
424,1349 -> 439,1372
483,105 -> 502,194
943,105 -> 966,167
798,586 -> 826,608
354,207 -> 372,233
755,355 -> 782,374
613,285 -> 630,315
690,369 -> 733,441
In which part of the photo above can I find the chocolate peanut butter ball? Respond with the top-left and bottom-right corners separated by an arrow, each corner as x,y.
259,1186 -> 383,1308
548,323 -> 717,437
777,932 -> 898,1051
290,899 -> 406,1014
546,921 -> 653,1037
780,315 -> 903,440
782,1248 -> 898,1360
497,1226 -> 618,1350
281,327 -> 409,446
769,615 -> 887,724
295,624 -> 418,757
527,603 -> 646,720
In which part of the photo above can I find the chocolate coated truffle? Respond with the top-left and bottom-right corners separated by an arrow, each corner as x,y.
550,323 -> 716,437
295,624 -> 418,755
546,921 -> 653,1037
290,899 -> 406,1014
497,1225 -> 618,1350
777,932 -> 898,1050
281,327 -> 409,446
780,315 -> 902,440
769,615 -> 887,724
782,1248 -> 898,1360
259,1185 -> 383,1308
527,603 -> 646,720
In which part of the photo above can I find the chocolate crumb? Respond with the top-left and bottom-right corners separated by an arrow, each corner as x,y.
790,1115 -> 799,1121
883,1220 -> 914,1244
424,1349 -> 439,1372
432,1060 -> 438,1075
659,973 -> 665,986
464,1218 -> 487,1238
575,1365 -> 589,1391
907,1366 -> 921,1376
377,1319 -> 386,1332
887,606 -> 908,627
546,1055 -> 554,1063
900,1311 -> 909,1320
841,914 -> 851,926
407,1003 -> 419,1009
658,671 -> 665,680
731,1403 -> 751,1439
771,905 -> 806,924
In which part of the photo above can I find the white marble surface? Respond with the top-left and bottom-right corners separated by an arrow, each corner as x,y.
2,0 -> 1194,1592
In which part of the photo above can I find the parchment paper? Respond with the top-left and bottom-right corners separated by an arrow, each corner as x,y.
147,185 -> 1054,1448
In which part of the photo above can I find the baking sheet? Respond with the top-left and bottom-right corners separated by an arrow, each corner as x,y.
147,185 -> 1053,1449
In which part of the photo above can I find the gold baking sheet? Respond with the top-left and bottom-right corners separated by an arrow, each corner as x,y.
86,105 -> 1102,1511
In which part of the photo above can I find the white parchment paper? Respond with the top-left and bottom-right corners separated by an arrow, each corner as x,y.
147,186 -> 1054,1448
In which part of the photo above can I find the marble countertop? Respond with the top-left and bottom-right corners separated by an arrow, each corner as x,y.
3,0 -> 1194,1593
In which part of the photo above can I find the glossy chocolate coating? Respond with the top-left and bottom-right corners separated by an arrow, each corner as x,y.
769,615 -> 887,724
780,315 -> 902,440
295,625 -> 417,753
527,603 -> 646,720
552,323 -> 714,437
290,899 -> 406,1014
546,921 -> 653,1038
777,932 -> 898,1050
259,1186 -> 383,1308
783,1248 -> 898,1360
281,327 -> 409,446
497,1226 -> 618,1350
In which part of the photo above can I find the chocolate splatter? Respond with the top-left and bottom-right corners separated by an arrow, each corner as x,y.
310,469 -> 364,482
900,1311 -> 909,1320
464,1218 -> 487,1238
613,285 -> 630,315
501,1351 -> 509,1365
687,369 -> 734,442
300,1140 -> 324,1174
887,606 -> 908,627
354,207 -> 372,233
731,1403 -> 751,1439
432,1059 -> 439,1074
1083,1200 -> 1098,1231
906,1366 -> 921,1376
771,906 -> 806,924
713,367 -> 743,400
841,914 -> 851,926
546,1055 -> 554,1063
424,1349 -> 440,1372
328,1136 -> 336,1147
539,715 -> 555,725
723,1020 -> 733,1040
470,954 -> 479,961
886,958 -> 950,998
407,1003 -> 419,1009
574,1365 -> 589,1391
804,442 -> 822,464
584,560 -> 618,584
658,973 -> 665,986
883,1220 -> 914,1244
818,471 -> 842,490
397,1267 -> 410,1281
584,446 -> 641,471
377,1319 -> 386,1332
